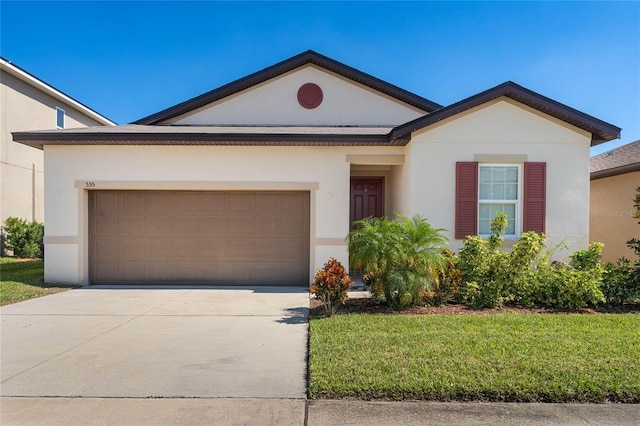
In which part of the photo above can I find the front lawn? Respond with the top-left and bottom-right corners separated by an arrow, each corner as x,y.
309,313 -> 640,402
0,258 -> 72,305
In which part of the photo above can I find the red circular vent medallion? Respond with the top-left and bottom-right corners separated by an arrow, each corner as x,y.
297,83 -> 323,109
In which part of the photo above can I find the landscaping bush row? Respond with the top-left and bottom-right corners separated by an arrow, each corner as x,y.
313,208 -> 639,314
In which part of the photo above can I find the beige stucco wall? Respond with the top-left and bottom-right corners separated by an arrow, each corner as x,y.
166,65 -> 425,126
590,172 -> 639,262
43,144 -> 406,285
0,69 -> 107,226
40,97 -> 596,284
407,99 -> 593,257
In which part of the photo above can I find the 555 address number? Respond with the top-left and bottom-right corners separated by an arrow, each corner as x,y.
85,181 -> 96,187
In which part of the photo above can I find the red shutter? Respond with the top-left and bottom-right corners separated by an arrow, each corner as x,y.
455,162 -> 478,239
523,162 -> 546,234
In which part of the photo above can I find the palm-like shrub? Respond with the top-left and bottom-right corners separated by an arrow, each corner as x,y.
347,214 -> 448,306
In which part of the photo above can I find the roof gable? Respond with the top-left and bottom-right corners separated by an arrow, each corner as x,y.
390,81 -> 621,146
163,65 -> 427,126
0,56 -> 115,126
134,50 -> 442,125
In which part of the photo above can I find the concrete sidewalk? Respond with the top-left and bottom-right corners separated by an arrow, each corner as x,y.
2,398 -> 639,425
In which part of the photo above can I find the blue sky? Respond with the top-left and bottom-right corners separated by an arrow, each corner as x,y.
1,1 -> 638,155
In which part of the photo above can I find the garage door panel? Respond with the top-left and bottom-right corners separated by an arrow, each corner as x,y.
146,239 -> 174,261
200,216 -> 227,236
256,193 -> 282,211
171,216 -> 200,235
221,263 -> 252,282
145,217 -> 172,235
253,264 -> 283,282
145,263 -> 173,281
229,216 -> 256,234
228,193 -> 256,211
89,191 -> 309,285
255,216 -> 281,235
254,240 -> 282,260
171,263 -> 219,281
120,263 -> 147,282
172,238 -> 202,260
286,265 -> 308,283
172,192 -> 200,210
93,263 -> 118,284
202,193 -> 227,210
201,239 -> 226,258
282,240 -> 306,259
120,216 -> 146,236
226,240 -> 256,260
120,239 -> 146,261
120,192 -> 146,210
282,215 -> 306,235
283,193 -> 306,211
94,214 -> 119,236
145,192 -> 173,210
94,191 -> 119,211
94,239 -> 119,261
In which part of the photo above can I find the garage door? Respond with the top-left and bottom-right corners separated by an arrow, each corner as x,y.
89,191 -> 310,285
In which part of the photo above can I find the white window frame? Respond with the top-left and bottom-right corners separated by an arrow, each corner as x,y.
56,107 -> 65,129
478,163 -> 522,238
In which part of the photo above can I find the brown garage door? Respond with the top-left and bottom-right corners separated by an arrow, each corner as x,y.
89,190 -> 310,285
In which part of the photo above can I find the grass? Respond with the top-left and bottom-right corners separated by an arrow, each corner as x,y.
0,257 -> 73,305
309,313 -> 640,402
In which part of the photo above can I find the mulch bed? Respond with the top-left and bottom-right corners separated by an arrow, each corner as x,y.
309,295 -> 640,318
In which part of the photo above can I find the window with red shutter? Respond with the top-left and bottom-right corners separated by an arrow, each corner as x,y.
455,161 -> 546,239
455,162 -> 478,239
523,162 -> 546,234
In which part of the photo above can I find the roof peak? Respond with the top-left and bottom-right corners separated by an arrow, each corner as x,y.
391,80 -> 621,145
133,50 -> 442,125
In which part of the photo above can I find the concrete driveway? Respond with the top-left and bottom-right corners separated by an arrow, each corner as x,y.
1,286 -> 309,399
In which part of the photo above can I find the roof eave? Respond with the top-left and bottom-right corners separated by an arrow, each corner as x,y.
12,130 -> 402,150
590,162 -> 640,180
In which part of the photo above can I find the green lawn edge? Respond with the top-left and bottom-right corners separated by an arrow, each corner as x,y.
309,313 -> 640,403
1,258 -> 73,305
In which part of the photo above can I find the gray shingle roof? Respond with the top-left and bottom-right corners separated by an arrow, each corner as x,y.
590,139 -> 640,180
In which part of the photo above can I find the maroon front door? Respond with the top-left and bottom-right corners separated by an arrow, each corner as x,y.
350,177 -> 384,228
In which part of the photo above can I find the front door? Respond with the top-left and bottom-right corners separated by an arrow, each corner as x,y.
350,177 -> 384,228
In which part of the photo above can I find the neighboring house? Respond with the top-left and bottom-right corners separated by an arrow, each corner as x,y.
590,140 -> 640,262
0,56 -> 115,235
13,51 -> 620,286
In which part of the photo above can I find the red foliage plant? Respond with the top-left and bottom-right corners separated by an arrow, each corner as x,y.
311,257 -> 354,316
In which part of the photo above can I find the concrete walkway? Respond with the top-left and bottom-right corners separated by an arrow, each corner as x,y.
2,288 -> 639,425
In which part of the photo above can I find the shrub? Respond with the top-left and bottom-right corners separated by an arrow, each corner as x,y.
528,262 -> 605,309
348,214 -> 448,307
601,258 -> 639,305
3,217 -> 44,258
505,231 -> 546,305
311,258 -> 353,316
521,243 -> 605,309
429,249 -> 461,306
569,242 -> 604,272
455,213 -> 545,308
